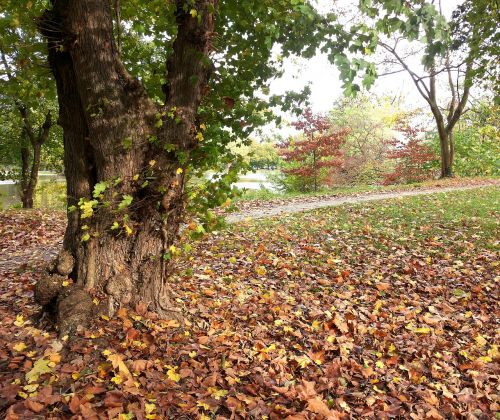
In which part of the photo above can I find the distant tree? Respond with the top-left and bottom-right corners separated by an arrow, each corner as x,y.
427,101 -> 500,177
230,140 -> 280,171
329,93 -> 400,184
278,109 -> 348,192
359,0 -> 490,178
383,122 -> 436,185
0,3 -> 59,208
451,0 -> 500,101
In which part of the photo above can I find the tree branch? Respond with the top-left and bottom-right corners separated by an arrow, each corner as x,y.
378,40 -> 431,103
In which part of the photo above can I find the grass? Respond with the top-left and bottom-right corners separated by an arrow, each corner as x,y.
249,187 -> 499,250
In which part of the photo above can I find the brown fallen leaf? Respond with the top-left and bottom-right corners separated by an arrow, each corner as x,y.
25,399 -> 44,413
307,397 -> 341,419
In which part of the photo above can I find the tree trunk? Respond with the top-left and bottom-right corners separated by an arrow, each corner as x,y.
20,133 -> 31,208
312,149 -> 318,192
37,0 -> 217,335
18,108 -> 52,208
437,129 -> 453,178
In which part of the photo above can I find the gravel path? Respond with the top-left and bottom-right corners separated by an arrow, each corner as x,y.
225,184 -> 499,223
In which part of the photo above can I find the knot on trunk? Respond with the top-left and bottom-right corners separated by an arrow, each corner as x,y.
57,286 -> 94,337
105,273 -> 133,304
35,274 -> 66,306
56,250 -> 75,276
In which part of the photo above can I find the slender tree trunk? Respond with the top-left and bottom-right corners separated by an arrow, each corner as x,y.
20,133 -> 31,208
37,0 -> 217,335
312,149 -> 317,192
437,130 -> 453,178
18,108 -> 52,208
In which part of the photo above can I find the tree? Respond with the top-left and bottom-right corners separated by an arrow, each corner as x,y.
451,0 -> 500,101
278,109 -> 348,192
383,121 -> 436,185
427,100 -> 500,177
0,3 -> 58,208
329,93 -> 399,184
29,0 -> 375,334
358,0 -> 484,178
230,140 -> 280,170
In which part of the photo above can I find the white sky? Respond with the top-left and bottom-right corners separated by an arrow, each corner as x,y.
267,0 -> 462,128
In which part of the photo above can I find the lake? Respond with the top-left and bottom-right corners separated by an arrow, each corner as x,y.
0,171 -> 276,209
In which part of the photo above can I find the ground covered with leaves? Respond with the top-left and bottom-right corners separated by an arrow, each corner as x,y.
0,187 -> 499,419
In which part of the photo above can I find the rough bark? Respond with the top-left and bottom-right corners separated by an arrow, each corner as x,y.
37,0 -> 217,335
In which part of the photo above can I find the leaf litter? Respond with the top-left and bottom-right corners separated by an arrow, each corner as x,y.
0,188 -> 498,419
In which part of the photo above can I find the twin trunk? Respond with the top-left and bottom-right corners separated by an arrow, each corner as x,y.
36,0 -> 217,335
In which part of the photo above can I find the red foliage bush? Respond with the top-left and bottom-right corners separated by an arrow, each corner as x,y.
278,109 -> 349,191
383,122 -> 436,185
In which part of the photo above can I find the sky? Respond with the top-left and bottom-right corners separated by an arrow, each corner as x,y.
267,0 -> 463,124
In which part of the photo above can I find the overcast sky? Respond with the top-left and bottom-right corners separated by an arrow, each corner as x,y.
268,0 -> 462,122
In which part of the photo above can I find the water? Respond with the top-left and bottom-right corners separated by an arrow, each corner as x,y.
0,171 -> 276,209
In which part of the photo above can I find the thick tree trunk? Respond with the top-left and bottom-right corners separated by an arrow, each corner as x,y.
37,0 -> 217,335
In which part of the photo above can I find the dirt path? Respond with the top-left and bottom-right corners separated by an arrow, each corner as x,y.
225,183 -> 499,223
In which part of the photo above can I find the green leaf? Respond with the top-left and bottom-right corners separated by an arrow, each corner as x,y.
118,194 -> 134,211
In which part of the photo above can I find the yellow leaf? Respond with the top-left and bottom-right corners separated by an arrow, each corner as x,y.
62,281 -> 69,287
274,319 -> 283,326
111,375 -> 123,384
145,403 -> 156,414
13,342 -> 27,352
295,355 -> 310,368
23,384 -> 38,393
166,366 -> 181,382
26,358 -> 52,383
49,353 -> 61,363
72,372 -> 80,380
102,349 -> 112,356
414,327 -> 431,334
208,387 -> 228,400
149,160 -> 156,166
197,401 -> 210,410
14,315 -> 26,327
311,320 -> 321,331
256,266 -> 267,276
176,168 -> 183,175
475,335 -> 487,347
190,8 -> 198,17
376,361 -> 385,369
107,353 -> 134,385
327,335 -> 335,343
123,224 -> 133,236
161,319 -> 180,328
196,132 -> 204,141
